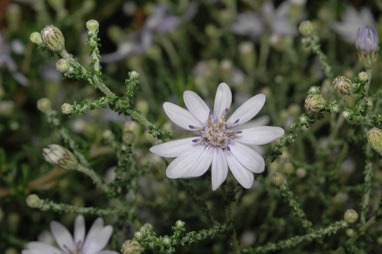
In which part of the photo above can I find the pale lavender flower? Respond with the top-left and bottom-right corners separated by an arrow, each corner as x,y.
355,25 -> 379,66
0,33 -> 28,86
261,1 -> 299,36
230,12 -> 264,39
332,7 -> 375,43
102,4 -> 185,63
150,83 -> 284,190
355,25 -> 379,54
22,215 -> 117,254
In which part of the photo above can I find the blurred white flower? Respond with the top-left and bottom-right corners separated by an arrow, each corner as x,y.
231,12 -> 264,39
150,83 -> 284,190
102,3 -> 197,63
332,6 -> 375,43
0,33 -> 28,86
22,215 -> 117,254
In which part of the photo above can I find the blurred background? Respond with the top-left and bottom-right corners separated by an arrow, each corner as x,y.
1,0 -> 382,253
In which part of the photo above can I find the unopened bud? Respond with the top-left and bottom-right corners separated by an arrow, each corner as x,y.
42,144 -> 77,170
162,236 -> 171,245
86,19 -> 99,33
333,76 -> 352,95
121,240 -> 143,254
37,98 -> 51,113
344,209 -> 358,223
299,20 -> 313,36
304,94 -> 325,112
41,25 -> 65,52
26,194 -> 41,208
358,71 -> 368,82
30,32 -> 43,45
61,103 -> 73,114
367,128 -> 382,155
270,172 -> 284,186
355,25 -> 379,67
56,58 -> 70,73
342,110 -> 351,120
175,220 -> 185,229
102,130 -> 113,140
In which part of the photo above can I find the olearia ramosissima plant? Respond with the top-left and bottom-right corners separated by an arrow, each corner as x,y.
0,2 -> 380,253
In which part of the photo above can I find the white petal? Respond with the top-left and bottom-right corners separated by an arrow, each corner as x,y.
183,147 -> 213,178
213,83 -> 232,119
225,151 -> 254,189
165,145 -> 205,178
250,145 -> 264,155
74,215 -> 85,246
26,242 -> 61,254
229,142 -> 265,173
228,94 -> 265,126
234,115 -> 270,130
236,126 -> 284,145
163,102 -> 201,130
50,221 -> 75,252
83,218 -> 104,250
150,137 -> 196,158
82,226 -> 113,254
183,91 -> 210,124
211,148 -> 228,191
96,251 -> 119,254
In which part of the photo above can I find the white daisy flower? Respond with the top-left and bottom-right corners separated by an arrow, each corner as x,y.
22,215 -> 117,254
150,83 -> 284,190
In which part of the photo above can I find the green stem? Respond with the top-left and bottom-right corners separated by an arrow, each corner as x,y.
76,164 -> 109,194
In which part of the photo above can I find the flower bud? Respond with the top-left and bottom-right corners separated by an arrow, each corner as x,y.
37,98 -> 51,113
41,25 -> 65,52
30,32 -> 43,45
121,240 -> 143,254
367,128 -> 382,155
26,194 -> 41,208
86,19 -> 99,33
333,76 -> 352,95
304,94 -> 325,112
344,209 -> 358,223
358,71 -> 368,82
123,122 -> 138,144
175,220 -> 185,229
133,231 -> 142,240
299,20 -> 313,36
102,130 -> 113,140
61,103 -> 73,114
162,236 -> 171,245
296,168 -> 306,178
42,144 -> 78,170
342,110 -> 351,120
355,25 -> 379,67
56,58 -> 70,73
270,172 -> 284,186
